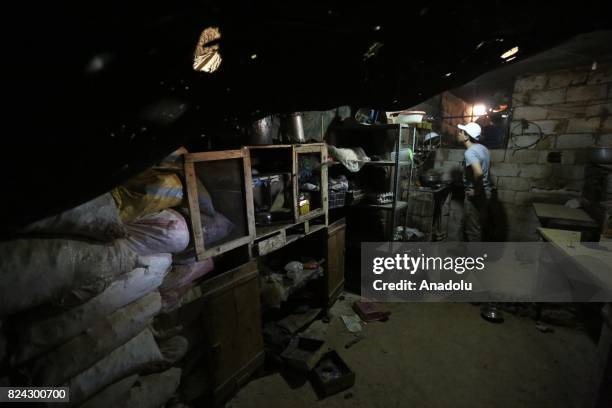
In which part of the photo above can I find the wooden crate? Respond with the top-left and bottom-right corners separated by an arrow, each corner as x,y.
197,260 -> 264,405
248,143 -> 328,228
184,148 -> 255,260
248,145 -> 296,226
326,218 -> 346,306
294,143 -> 328,224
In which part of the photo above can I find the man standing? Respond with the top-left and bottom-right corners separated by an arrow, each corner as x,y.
457,122 -> 502,322
457,122 -> 492,242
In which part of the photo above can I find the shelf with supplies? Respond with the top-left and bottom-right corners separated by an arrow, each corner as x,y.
247,143 -> 328,227
328,160 -> 412,167
328,123 -> 420,240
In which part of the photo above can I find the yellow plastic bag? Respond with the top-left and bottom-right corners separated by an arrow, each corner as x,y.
112,169 -> 184,221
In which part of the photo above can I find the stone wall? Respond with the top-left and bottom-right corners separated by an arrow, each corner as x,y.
433,63 -> 612,241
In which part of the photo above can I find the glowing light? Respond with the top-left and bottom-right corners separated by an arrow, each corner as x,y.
250,54 -> 257,60
505,56 -> 516,62
473,104 -> 487,116
445,72 -> 452,77
501,46 -> 519,59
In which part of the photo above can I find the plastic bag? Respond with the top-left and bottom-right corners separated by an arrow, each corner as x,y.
112,169 -> 184,221
125,209 -> 190,255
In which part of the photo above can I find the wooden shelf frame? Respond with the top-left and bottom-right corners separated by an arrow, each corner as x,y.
184,148 -> 256,261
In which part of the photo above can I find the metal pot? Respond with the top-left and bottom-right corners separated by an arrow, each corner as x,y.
590,147 -> 612,164
419,172 -> 442,186
283,112 -> 305,143
248,116 -> 275,145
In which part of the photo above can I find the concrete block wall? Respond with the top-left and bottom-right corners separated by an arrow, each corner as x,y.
432,63 -> 612,241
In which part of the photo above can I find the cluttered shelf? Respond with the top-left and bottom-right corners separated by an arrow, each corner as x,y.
356,201 -> 408,211
328,160 -> 411,167
336,122 -> 432,131
255,222 -> 325,240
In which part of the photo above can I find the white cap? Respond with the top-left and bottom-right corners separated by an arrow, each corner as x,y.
458,122 -> 482,139
424,132 -> 439,142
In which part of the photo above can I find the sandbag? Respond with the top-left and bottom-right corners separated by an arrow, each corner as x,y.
65,328 -> 164,405
112,169 -> 184,221
30,292 -> 161,386
14,255 -> 170,364
173,211 -> 235,264
80,375 -> 138,408
161,259 -> 214,292
121,367 -> 182,408
0,239 -> 138,317
84,368 -> 182,408
124,209 -> 190,256
19,193 -> 126,241
159,336 -> 189,364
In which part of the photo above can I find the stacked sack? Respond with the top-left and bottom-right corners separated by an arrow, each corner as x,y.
0,150 -> 209,407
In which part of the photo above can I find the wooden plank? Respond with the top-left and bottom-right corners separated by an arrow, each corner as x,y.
201,236 -> 253,259
298,208 -> 326,223
199,260 -> 258,301
256,230 -> 286,256
533,203 -> 595,223
294,143 -> 325,154
185,149 -> 244,163
242,147 -> 256,241
292,145 -> 299,223
326,220 -> 346,306
247,144 -> 294,150
256,223 -> 294,239
537,227 -> 581,243
321,144 -> 329,226
184,160 -> 206,260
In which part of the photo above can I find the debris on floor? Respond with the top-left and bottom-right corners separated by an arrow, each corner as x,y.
535,321 -> 555,333
281,336 -> 327,372
311,350 -> 356,398
344,334 -> 364,349
340,315 -> 363,333
353,301 -> 391,322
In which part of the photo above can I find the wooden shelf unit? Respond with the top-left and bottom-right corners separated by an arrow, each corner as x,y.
184,148 -> 256,261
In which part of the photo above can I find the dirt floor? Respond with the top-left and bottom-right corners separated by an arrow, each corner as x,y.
228,296 -> 598,408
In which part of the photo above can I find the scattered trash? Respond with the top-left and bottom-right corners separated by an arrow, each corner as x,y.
344,334 -> 364,349
340,315 -> 362,333
535,321 -> 554,333
353,302 -> 390,322
311,350 -> 355,398
281,336 -> 326,372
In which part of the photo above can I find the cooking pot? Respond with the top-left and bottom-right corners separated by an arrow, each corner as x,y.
590,147 -> 612,164
419,172 -> 442,186
282,112 -> 306,143
248,116 -> 275,145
